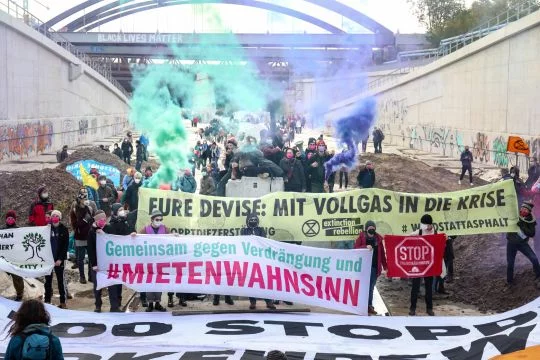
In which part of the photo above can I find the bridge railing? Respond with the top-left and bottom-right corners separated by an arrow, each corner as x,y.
0,0 -> 130,98
374,0 -> 540,94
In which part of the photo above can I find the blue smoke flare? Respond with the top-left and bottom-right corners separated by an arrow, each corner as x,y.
324,97 -> 377,180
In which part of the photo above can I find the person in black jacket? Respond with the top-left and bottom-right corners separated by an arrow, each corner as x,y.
123,172 -> 143,212
506,201 -> 540,287
135,140 -> 146,172
121,138 -> 133,165
306,144 -> 328,193
44,210 -> 69,309
112,143 -> 123,159
241,214 -> 276,310
279,148 -> 305,192
459,146 -> 474,185
87,210 -> 108,313
1,210 -> 24,301
102,204 -> 133,312
357,161 -> 376,188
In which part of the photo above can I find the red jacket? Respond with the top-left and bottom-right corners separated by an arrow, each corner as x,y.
29,200 -> 54,226
354,232 -> 387,276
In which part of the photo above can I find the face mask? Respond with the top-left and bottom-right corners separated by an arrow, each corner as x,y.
318,147 -> 325,153
367,229 -> 376,236
118,210 -> 127,218
99,180 -> 106,185
201,171 -> 208,177
52,218 -> 60,225
134,179 -> 141,184
6,218 -> 15,226
41,193 -> 49,199
520,209 -> 529,217
83,200 -> 90,206
96,219 -> 107,228
420,223 -> 429,231
152,221 -> 162,227
248,218 -> 258,228
286,153 -> 294,159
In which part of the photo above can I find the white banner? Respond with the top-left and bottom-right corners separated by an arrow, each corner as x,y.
0,297 -> 539,360
0,226 -> 53,277
96,234 -> 372,315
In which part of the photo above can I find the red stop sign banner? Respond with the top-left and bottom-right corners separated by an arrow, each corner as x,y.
384,235 -> 447,278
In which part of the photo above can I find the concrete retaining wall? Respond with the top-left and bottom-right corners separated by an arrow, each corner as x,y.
328,10 -> 540,171
0,11 -> 129,162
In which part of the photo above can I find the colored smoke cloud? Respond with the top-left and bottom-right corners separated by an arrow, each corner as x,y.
324,97 -> 377,180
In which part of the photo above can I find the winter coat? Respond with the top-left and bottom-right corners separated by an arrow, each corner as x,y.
122,175 -> 134,190
210,146 -> 220,162
174,175 -> 197,193
121,141 -> 133,156
50,223 -> 69,262
199,175 -> 216,195
29,200 -> 54,226
279,158 -> 306,190
123,182 -> 142,211
372,129 -> 384,142
357,168 -> 376,188
113,148 -> 123,159
59,149 -> 68,162
507,214 -> 536,244
526,164 -> 539,188
136,144 -> 146,162
104,217 -> 133,235
4,323 -> 64,360
354,232 -> 387,277
87,225 -> 99,267
97,185 -> 115,216
70,204 -> 93,244
307,152 -> 327,186
460,150 -> 473,167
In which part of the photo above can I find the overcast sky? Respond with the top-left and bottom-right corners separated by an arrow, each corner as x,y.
26,0 -> 475,34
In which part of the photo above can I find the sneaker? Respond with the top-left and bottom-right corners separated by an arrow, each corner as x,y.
94,307 -> 101,313
146,303 -> 154,312
445,275 -> 454,284
427,309 -> 435,316
224,296 -> 234,305
179,300 -> 187,307
409,309 -> 416,316
79,278 -> 87,284
368,306 -> 378,315
273,300 -> 280,305
249,304 -> 256,310
154,303 -> 166,312
213,296 -> 220,306
58,303 -> 67,309
168,297 -> 174,308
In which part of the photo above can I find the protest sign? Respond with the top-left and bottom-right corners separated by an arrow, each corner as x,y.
0,226 -> 53,277
0,297 -> 539,360
66,160 -> 121,187
137,180 -> 519,241
96,234 -> 372,314
384,234 -> 446,278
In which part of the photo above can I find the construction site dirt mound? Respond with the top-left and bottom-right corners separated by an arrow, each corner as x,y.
0,168 -> 81,227
350,153 -> 538,314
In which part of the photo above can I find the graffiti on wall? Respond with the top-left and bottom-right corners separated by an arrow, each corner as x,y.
0,121 -> 53,161
91,118 -> 98,135
530,137 -> 540,160
62,119 -> 77,147
378,98 -> 408,124
472,132 -> 491,163
492,136 -> 509,167
421,126 -> 452,155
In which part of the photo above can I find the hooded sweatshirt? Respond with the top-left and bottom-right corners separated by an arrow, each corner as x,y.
4,323 -> 64,360
240,214 -> 266,237
507,213 -> 536,244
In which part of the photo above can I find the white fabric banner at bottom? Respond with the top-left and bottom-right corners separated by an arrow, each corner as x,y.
96,234 -> 372,315
0,298 -> 539,360
0,226 -> 53,277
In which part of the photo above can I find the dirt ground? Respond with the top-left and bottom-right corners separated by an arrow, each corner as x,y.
349,153 -> 540,315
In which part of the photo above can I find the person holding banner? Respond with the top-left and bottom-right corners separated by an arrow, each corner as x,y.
87,210 -> 110,313
409,214 -> 436,316
354,220 -> 387,315
279,148 -> 306,193
506,201 -> 540,288
44,210 -> 69,309
138,210 -> 168,312
1,210 -> 24,301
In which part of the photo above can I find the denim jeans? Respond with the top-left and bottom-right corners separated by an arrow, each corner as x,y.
76,246 -> 91,281
507,241 -> 540,283
368,267 -> 378,307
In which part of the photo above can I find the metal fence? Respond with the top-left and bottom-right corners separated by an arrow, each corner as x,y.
0,0 -> 130,98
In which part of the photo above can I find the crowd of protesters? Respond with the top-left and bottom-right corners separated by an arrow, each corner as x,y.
0,112 -> 538,318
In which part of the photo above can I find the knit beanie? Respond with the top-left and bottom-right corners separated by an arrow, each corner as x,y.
93,210 -> 106,222
5,210 -> 16,220
37,185 -> 47,196
150,209 -> 163,220
420,214 -> 433,225
51,210 -> 62,220
521,201 -> 534,212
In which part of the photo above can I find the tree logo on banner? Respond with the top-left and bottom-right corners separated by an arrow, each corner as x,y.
395,237 -> 434,277
302,220 -> 320,237
22,233 -> 47,262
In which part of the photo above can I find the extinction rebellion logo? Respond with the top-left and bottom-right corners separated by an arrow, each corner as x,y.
302,220 -> 320,237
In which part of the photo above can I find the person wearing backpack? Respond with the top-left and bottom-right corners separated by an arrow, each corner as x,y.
4,299 -> 64,360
